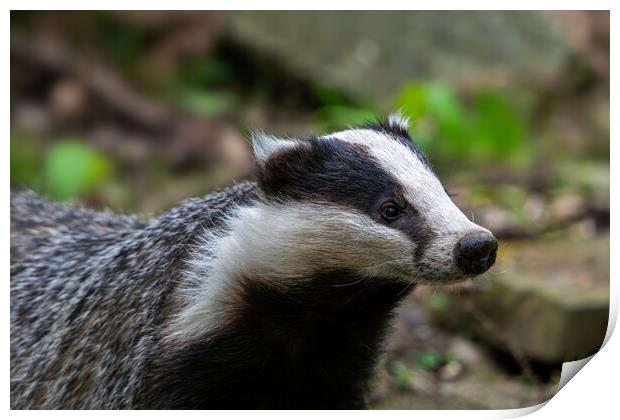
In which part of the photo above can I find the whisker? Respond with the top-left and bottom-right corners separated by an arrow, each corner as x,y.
362,258 -> 410,272
397,282 -> 413,296
332,278 -> 364,288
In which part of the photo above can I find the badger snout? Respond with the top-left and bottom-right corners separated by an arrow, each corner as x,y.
454,232 -> 498,275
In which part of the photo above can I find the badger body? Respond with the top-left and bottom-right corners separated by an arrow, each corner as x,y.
11,115 -> 497,409
11,183 -> 258,409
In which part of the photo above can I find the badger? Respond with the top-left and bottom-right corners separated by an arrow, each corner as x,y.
10,114 -> 498,409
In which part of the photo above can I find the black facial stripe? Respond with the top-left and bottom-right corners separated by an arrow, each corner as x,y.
258,137 -> 400,215
361,120 -> 411,141
387,211 -> 437,264
413,222 -> 436,264
362,120 -> 434,173
258,136 -> 438,255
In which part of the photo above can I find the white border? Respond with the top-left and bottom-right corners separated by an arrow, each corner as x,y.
4,4 -> 616,419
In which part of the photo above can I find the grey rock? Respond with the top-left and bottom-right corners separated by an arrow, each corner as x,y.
229,11 -> 570,104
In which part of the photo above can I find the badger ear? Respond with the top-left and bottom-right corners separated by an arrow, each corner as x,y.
386,111 -> 410,132
251,132 -> 301,166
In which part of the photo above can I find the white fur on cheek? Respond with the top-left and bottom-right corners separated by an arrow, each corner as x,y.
165,202 -> 414,342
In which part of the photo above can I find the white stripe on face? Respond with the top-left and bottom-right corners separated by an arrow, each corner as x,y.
326,129 -> 478,234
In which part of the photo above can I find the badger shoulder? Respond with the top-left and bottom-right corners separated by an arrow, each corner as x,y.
11,189 -> 147,232
10,181 -> 258,409
10,183 -> 257,258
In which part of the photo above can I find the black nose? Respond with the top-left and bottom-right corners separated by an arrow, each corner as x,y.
454,233 -> 498,275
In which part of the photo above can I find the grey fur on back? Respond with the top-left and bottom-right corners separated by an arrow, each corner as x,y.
10,182 -> 258,409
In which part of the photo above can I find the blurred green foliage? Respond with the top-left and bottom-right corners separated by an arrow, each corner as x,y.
312,84 -> 378,131
176,89 -> 237,116
415,350 -> 444,371
314,105 -> 377,132
389,349 -> 460,389
9,12 -> 607,211
11,137 -> 113,201
312,82 -> 532,171
44,141 -> 112,201
555,160 -> 610,199
180,57 -> 236,87
10,135 -> 41,191
99,19 -> 145,68
172,57 -> 239,116
428,292 -> 451,313
390,361 -> 413,390
8,80 -> 541,204
397,82 -> 531,169
470,185 -> 531,226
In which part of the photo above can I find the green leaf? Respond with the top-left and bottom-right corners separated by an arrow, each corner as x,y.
177,89 -> 236,116
44,140 -> 112,201
428,84 -> 472,158
425,84 -> 466,128
398,83 -> 428,120
415,350 -> 443,370
395,81 -> 533,169
390,361 -> 413,390
472,90 -> 528,162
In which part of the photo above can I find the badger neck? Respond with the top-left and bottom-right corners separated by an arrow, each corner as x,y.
169,201 -> 413,339
155,202 -> 412,408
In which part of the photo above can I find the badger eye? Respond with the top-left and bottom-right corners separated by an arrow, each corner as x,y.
380,203 -> 402,222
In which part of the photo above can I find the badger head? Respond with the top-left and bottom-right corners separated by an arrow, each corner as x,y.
250,113 -> 497,285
